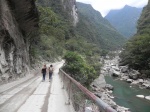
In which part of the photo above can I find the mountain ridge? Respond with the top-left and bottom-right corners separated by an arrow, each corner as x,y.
105,5 -> 143,38
76,2 -> 126,50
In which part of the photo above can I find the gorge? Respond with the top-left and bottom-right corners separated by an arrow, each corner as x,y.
0,0 -> 150,112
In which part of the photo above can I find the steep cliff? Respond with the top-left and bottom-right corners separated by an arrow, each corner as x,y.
61,0 -> 78,26
0,0 -> 38,82
37,0 -> 78,26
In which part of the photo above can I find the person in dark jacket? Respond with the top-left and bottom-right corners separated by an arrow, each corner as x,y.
41,64 -> 47,81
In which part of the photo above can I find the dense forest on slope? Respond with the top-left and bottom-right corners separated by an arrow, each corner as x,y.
76,2 -> 126,50
105,5 -> 142,38
120,0 -> 150,77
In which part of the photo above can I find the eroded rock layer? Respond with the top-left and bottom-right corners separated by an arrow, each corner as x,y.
0,0 -> 38,82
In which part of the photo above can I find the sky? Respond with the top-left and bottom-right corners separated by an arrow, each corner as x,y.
76,0 -> 148,17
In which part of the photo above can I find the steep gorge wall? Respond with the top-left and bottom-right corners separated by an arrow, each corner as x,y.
37,0 -> 78,26
61,0 -> 78,26
0,0 -> 38,82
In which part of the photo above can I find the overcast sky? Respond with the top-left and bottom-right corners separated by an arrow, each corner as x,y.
76,0 -> 148,17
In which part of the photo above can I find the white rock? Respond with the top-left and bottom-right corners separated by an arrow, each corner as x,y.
126,79 -> 133,83
131,81 -> 139,85
110,96 -> 114,99
138,79 -> 144,83
142,83 -> 150,88
85,107 -> 92,112
136,95 -> 145,98
112,70 -> 120,77
112,66 -> 120,71
121,76 -> 128,80
145,96 -> 150,101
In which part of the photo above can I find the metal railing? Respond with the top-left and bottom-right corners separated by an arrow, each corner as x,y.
59,69 -> 117,112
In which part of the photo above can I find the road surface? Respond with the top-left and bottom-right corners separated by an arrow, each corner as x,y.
0,61 -> 74,112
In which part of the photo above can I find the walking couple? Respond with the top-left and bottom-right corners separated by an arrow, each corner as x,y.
41,64 -> 54,82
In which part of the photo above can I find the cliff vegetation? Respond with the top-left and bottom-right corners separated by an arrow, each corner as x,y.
120,0 -> 150,78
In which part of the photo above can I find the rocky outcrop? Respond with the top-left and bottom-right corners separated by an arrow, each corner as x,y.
38,0 -> 78,26
61,0 -> 78,26
0,0 -> 38,83
128,69 -> 139,80
92,74 -> 106,88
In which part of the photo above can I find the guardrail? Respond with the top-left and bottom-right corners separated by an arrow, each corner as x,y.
59,69 -> 117,112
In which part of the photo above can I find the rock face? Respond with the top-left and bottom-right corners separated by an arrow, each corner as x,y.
0,0 -> 38,82
128,69 -> 139,80
38,0 -> 78,26
61,0 -> 78,26
92,74 -> 106,88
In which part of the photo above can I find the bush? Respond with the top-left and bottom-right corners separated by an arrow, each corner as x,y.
62,51 -> 98,87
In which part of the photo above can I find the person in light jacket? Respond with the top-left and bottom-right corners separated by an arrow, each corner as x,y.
48,64 -> 54,81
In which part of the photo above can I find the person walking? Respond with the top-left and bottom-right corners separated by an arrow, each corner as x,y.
41,64 -> 47,81
48,64 -> 54,81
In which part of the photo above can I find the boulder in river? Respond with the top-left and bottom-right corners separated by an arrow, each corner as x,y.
112,70 -> 120,77
120,66 -> 128,73
105,84 -> 114,90
128,69 -> 140,80
91,74 -> 106,88
131,81 -> 139,85
121,76 -> 129,80
142,83 -> 150,89
145,96 -> 150,101
136,95 -> 145,99
138,79 -> 144,84
126,79 -> 133,83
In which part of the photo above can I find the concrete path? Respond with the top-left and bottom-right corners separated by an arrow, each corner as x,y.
0,61 -> 74,112
48,63 -> 74,112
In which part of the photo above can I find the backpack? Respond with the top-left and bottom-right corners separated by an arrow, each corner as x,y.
49,67 -> 53,73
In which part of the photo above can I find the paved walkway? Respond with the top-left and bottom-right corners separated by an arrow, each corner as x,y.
0,61 -> 74,112
48,63 -> 74,112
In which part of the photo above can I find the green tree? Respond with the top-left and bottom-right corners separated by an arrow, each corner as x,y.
62,52 -> 98,87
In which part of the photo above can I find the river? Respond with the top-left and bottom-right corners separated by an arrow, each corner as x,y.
105,76 -> 150,112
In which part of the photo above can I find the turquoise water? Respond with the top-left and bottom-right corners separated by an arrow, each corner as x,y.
105,76 -> 150,112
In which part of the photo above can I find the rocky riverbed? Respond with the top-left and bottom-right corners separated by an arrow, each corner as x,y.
103,56 -> 150,90
92,74 -> 130,112
91,55 -> 150,112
